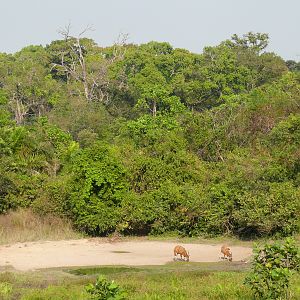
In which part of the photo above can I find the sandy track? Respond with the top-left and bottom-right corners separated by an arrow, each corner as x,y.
0,239 -> 252,271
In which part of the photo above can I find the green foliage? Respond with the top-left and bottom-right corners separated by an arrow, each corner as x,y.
0,282 -> 13,299
229,32 -> 270,54
224,32 -> 288,87
233,182 -> 300,236
32,176 -> 72,217
21,285 -> 88,300
130,62 -> 185,116
201,45 -> 252,103
286,60 -> 300,73
0,33 -> 299,238
0,46 -> 62,124
68,143 -> 127,234
85,275 -> 127,300
0,88 -> 8,105
245,238 -> 300,299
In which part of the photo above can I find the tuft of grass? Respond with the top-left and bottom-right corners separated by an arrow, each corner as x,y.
0,282 -> 13,299
21,285 -> 89,300
0,209 -> 82,245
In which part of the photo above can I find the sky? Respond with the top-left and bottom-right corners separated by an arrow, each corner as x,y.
1,0 -> 299,60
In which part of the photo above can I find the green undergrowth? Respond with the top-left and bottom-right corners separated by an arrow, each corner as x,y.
0,262 -> 299,299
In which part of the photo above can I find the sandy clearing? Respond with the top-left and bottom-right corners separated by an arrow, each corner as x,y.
0,239 -> 253,271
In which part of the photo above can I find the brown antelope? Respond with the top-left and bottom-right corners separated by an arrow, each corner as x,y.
221,245 -> 232,262
173,245 -> 190,262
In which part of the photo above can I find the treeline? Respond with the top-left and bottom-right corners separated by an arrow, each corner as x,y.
0,32 -> 299,237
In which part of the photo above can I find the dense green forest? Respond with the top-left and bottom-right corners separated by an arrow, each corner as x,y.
1,31 -> 299,238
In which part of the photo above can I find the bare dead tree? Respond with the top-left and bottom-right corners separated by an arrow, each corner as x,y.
12,93 -> 28,125
51,25 -> 128,103
52,24 -> 93,100
88,32 -> 129,103
9,83 -> 29,125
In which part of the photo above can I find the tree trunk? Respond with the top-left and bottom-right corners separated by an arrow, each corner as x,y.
152,99 -> 157,117
14,96 -> 27,125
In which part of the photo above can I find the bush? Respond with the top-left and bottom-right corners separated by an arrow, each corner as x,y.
0,282 -> 12,299
85,275 -> 127,300
68,143 -> 128,235
245,238 -> 300,299
233,182 -> 300,236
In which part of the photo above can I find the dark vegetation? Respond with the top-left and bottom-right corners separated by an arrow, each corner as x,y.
1,31 -> 300,238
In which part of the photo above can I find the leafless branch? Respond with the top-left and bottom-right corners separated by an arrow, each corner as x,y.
57,23 -> 71,41
78,24 -> 94,37
52,24 -> 127,102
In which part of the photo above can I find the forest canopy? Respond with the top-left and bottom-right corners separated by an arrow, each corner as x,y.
0,31 -> 299,238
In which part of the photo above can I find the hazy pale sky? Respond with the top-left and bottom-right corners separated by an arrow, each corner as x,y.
1,0 -> 299,60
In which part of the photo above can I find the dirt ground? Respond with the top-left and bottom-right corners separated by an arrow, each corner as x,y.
0,239 -> 253,271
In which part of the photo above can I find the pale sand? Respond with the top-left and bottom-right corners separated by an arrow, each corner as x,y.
0,239 -> 252,271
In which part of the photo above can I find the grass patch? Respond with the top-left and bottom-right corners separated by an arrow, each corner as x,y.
67,261 -> 251,277
0,209 -> 82,245
68,266 -> 143,276
0,264 -> 299,299
118,271 -> 253,300
21,285 -> 89,300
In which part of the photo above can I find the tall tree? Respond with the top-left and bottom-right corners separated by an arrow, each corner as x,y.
50,26 -> 127,102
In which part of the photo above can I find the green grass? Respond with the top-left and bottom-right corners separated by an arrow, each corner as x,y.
1,262 -> 299,299
68,266 -> 144,276
67,261 -> 251,276
0,222 -> 298,300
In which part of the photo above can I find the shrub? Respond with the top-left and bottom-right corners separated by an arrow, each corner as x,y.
85,275 -> 127,300
0,282 -> 12,299
245,238 -> 300,299
233,182 -> 300,236
69,143 -> 128,235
